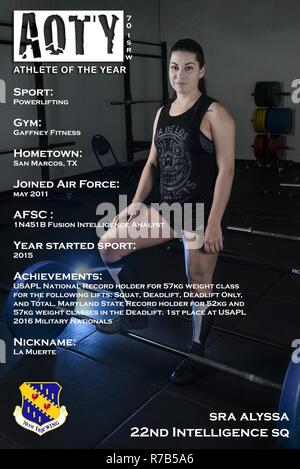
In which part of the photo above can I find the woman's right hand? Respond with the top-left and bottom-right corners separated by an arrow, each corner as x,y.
113,202 -> 144,225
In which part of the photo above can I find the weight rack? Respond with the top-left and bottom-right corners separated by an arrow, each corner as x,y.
111,36 -> 169,162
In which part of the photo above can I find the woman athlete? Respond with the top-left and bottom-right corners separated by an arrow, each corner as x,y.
98,38 -> 235,385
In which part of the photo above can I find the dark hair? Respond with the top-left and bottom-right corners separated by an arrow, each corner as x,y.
169,38 -> 206,95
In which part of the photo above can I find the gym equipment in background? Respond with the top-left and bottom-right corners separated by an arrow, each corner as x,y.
110,36 -> 169,162
92,134 -> 136,179
267,108 -> 293,134
252,108 -> 293,135
251,81 -> 293,162
279,360 -> 300,449
253,81 -> 289,107
253,108 -> 268,133
91,134 -> 145,193
226,224 -> 300,241
253,134 -> 288,161
280,175 -> 300,189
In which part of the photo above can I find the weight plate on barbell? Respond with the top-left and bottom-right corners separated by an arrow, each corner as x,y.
253,108 -> 268,133
267,108 -> 293,134
255,82 -> 269,107
268,135 -> 285,160
254,134 -> 268,160
268,81 -> 281,107
278,360 -> 300,448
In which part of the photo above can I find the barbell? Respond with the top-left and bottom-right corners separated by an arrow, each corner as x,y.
227,225 -> 300,242
1,259 -> 299,447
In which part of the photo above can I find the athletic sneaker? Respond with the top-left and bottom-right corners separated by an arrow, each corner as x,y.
170,342 -> 205,385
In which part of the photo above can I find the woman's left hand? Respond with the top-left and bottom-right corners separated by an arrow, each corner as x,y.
203,222 -> 223,254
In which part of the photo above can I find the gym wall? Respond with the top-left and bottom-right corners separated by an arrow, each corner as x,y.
0,0 -> 161,191
160,0 -> 300,161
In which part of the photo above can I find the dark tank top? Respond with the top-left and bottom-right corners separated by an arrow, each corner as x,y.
154,94 -> 218,204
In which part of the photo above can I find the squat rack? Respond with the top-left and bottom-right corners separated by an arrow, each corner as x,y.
111,36 -> 169,162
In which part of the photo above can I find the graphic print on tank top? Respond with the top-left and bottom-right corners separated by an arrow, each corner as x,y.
155,94 -> 219,204
155,125 -> 195,202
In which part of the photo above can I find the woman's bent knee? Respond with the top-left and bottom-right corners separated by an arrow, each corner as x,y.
98,238 -> 122,264
187,264 -> 210,282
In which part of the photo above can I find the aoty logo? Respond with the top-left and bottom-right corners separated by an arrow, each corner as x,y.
14,11 -> 124,62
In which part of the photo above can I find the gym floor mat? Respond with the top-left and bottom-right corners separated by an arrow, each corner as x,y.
232,297 -> 299,347
206,333 -> 290,384
265,274 -> 300,304
0,434 -> 19,449
69,323 -> 190,387
214,262 -> 281,296
165,357 -> 280,414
